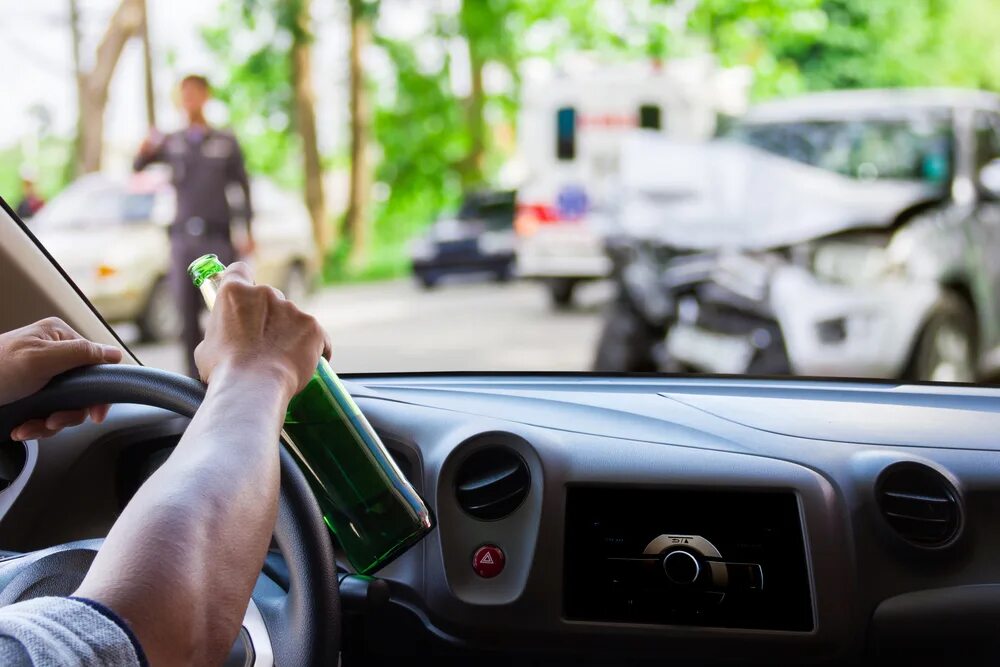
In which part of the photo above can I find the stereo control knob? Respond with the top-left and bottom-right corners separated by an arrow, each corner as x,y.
663,550 -> 701,585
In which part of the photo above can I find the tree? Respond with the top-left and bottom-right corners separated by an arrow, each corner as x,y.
202,0 -> 329,252
74,0 -> 145,174
344,0 -> 377,267
290,0 -> 329,255
139,0 -> 157,129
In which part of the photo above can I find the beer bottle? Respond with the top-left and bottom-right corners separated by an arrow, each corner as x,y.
189,254 -> 434,574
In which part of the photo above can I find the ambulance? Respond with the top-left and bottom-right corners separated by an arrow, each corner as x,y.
514,56 -> 750,307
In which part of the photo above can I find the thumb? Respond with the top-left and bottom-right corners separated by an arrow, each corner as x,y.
34,339 -> 122,378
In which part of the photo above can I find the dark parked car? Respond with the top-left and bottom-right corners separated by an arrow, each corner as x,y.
410,190 -> 516,288
595,89 -> 1000,382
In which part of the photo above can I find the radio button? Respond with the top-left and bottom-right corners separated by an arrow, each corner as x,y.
662,550 -> 701,585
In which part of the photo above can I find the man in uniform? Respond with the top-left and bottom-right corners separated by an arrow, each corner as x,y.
134,74 -> 254,377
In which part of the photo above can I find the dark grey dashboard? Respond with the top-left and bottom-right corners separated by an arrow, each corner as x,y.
5,374 -> 1000,664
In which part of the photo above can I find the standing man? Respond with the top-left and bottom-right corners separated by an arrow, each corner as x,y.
134,74 -> 254,377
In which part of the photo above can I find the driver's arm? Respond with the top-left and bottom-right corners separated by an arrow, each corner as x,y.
72,263 -> 329,665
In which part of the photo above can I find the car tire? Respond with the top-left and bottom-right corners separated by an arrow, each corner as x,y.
417,274 -> 438,290
494,264 -> 514,283
136,277 -> 180,343
593,297 -> 660,372
907,295 -> 977,383
283,262 -> 311,304
548,278 -> 578,309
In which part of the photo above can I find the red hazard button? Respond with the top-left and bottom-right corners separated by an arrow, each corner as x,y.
472,544 -> 505,578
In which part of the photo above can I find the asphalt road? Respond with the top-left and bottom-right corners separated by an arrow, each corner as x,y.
128,278 -> 612,375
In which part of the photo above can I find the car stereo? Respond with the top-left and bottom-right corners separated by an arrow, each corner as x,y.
563,487 -> 813,631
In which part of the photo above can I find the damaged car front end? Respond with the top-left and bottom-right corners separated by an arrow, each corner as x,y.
595,93 -> 1000,381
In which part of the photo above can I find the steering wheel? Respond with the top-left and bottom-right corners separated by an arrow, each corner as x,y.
0,364 -> 340,666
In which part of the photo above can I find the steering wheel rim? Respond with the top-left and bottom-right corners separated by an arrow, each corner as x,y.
0,364 -> 339,666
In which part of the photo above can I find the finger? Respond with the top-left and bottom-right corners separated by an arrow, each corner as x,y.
44,409 -> 89,431
269,286 -> 285,301
33,338 -> 122,379
321,328 -> 332,361
221,262 -> 254,286
37,316 -> 77,341
88,404 -> 112,424
11,419 -> 58,441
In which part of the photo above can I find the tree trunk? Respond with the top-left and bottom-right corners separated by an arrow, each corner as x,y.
78,0 -> 143,173
345,0 -> 372,268
290,0 -> 329,257
461,44 -> 486,190
456,0 -> 487,190
66,0 -> 85,181
139,0 -> 157,129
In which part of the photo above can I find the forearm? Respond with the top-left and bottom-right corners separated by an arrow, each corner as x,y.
76,365 -> 291,665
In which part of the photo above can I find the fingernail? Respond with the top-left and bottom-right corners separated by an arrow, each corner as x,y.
101,345 -> 122,362
10,428 -> 23,442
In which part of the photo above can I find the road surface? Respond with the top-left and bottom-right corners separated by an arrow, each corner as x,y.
128,278 -> 611,375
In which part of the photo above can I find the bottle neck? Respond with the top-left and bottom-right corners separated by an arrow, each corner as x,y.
199,273 -> 224,310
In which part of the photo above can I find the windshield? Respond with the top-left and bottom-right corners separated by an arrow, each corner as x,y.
726,117 -> 954,182
4,1 -> 1000,384
33,178 -> 156,228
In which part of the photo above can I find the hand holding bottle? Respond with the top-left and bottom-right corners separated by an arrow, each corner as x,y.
194,262 -> 331,399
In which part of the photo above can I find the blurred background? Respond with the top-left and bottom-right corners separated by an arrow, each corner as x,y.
4,0 -> 1000,380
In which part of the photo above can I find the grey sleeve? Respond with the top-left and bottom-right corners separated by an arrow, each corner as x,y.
228,137 -> 254,227
133,145 -> 163,172
0,596 -> 144,667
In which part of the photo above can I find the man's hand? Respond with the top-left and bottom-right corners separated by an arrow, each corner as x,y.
77,263 -> 331,665
194,262 -> 330,400
235,234 -> 256,259
137,129 -> 162,158
0,318 -> 123,441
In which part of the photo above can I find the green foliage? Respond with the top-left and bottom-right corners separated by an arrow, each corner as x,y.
368,0 -> 611,263
0,138 -> 74,212
201,0 -> 302,189
199,0 -> 1000,283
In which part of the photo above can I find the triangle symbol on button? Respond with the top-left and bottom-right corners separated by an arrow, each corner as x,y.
480,552 -> 494,565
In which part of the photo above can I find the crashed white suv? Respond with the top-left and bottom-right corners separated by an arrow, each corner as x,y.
596,89 -> 1000,382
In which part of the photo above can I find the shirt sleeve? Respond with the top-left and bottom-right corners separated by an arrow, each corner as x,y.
227,136 -> 254,228
133,137 -> 166,172
0,596 -> 146,667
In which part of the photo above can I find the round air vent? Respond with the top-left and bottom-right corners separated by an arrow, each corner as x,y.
876,462 -> 961,548
455,447 -> 530,521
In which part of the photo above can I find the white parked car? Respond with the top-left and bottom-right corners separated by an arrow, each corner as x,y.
31,172 -> 317,341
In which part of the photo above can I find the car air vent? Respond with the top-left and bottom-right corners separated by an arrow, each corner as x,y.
455,447 -> 530,521
0,442 -> 27,492
876,462 -> 961,548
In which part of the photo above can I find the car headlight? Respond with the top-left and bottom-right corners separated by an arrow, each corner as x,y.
409,239 -> 435,261
812,241 -> 898,286
477,231 -> 515,255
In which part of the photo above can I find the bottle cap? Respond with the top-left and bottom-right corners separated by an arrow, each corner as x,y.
188,254 -> 226,287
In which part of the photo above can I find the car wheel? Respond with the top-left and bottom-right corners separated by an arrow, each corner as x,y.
136,278 -> 180,343
908,295 -> 977,383
593,297 -> 660,372
494,264 -> 514,283
283,262 -> 311,304
417,274 -> 438,290
548,278 -> 578,309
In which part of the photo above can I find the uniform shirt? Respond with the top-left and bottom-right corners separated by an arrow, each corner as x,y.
0,596 -> 146,666
133,127 -> 253,233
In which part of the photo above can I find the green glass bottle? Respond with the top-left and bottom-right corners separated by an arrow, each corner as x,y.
189,254 -> 434,574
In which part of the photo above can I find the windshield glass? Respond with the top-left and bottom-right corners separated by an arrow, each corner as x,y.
726,117 -> 954,182
4,1 -> 1000,384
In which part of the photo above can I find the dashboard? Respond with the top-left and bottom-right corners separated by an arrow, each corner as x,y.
5,374 -> 1000,664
